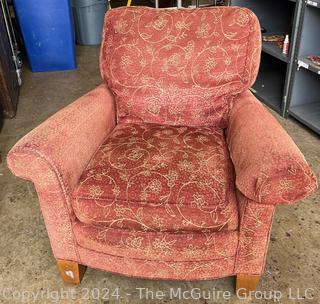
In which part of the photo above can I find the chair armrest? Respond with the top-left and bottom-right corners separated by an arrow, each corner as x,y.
7,83 -> 116,197
235,189 -> 275,275
6,84 -> 116,261
226,90 -> 317,205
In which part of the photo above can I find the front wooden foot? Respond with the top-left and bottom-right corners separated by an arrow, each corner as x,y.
56,259 -> 87,284
236,275 -> 260,296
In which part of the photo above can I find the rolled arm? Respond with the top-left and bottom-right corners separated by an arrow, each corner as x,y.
227,90 -> 317,205
7,84 -> 116,261
7,84 -> 116,195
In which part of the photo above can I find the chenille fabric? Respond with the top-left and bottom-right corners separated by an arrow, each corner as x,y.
78,245 -> 236,280
234,190 -> 275,275
74,220 -> 237,280
227,90 -> 318,205
73,221 -> 238,262
100,6 -> 261,127
7,6 -> 317,283
72,123 -> 238,232
7,84 -> 116,261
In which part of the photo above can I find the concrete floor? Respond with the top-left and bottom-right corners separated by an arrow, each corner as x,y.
0,46 -> 319,304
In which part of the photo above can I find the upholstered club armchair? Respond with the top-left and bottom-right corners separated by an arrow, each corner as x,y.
7,7 -> 317,294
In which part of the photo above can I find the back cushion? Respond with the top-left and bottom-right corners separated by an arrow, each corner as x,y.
100,6 -> 261,127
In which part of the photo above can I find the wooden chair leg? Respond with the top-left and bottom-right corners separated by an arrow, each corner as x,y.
56,259 -> 87,284
236,275 -> 260,296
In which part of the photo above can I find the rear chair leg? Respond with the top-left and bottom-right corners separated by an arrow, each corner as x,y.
56,259 -> 87,284
236,275 -> 260,296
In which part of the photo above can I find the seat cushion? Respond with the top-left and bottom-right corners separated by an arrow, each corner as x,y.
72,123 -> 239,232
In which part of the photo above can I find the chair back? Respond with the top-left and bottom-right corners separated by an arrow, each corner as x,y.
100,6 -> 261,127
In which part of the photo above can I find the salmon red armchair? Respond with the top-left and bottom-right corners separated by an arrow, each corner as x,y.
7,7 -> 317,293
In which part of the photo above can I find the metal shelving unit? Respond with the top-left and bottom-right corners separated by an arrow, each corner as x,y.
290,103 -> 320,134
231,0 -> 301,116
231,0 -> 320,135
251,52 -> 287,113
286,1 -> 320,134
298,57 -> 320,75
305,0 -> 320,8
262,42 -> 289,63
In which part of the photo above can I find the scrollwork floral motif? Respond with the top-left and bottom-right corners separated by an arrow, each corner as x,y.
72,123 -> 238,233
100,6 -> 261,127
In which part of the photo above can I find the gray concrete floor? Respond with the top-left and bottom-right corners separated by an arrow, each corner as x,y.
0,46 -> 319,304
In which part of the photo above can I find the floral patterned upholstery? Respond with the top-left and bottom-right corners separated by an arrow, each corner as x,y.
100,6 -> 261,127
7,6 -> 317,283
73,222 -> 238,262
78,244 -> 236,280
72,123 -> 239,233
234,190 -> 275,275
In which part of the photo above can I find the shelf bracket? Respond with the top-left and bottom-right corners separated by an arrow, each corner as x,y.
297,60 -> 309,71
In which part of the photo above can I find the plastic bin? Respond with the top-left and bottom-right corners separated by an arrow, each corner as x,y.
72,0 -> 108,45
13,0 -> 76,72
